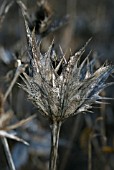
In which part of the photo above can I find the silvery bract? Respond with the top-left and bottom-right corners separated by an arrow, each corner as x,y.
20,17 -> 114,123
17,1 -> 114,170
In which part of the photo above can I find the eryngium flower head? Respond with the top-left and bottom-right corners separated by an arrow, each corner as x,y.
20,18 -> 114,122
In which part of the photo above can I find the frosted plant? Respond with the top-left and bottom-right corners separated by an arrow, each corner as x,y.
18,2 -> 114,170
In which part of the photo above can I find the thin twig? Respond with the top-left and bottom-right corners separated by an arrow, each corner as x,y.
88,134 -> 92,170
3,70 -> 20,102
49,121 -> 62,170
59,114 -> 83,170
3,63 -> 27,102
2,137 -> 16,170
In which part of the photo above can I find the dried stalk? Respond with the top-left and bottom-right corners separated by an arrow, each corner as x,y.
88,135 -> 92,170
18,2 -> 114,170
59,114 -> 83,170
4,62 -> 27,102
49,121 -> 62,170
0,1 -> 14,28
2,137 -> 16,170
0,78 -> 34,170
3,69 -> 20,102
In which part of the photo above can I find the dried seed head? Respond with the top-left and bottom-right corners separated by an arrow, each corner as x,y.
20,16 -> 114,122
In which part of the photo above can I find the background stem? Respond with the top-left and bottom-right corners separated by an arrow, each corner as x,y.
49,121 -> 62,170
2,137 -> 16,170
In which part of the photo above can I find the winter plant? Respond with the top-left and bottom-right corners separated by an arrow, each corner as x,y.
16,2 -> 114,170
0,0 -> 114,170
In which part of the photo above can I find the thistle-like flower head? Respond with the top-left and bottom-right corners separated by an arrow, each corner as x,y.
20,8 -> 114,123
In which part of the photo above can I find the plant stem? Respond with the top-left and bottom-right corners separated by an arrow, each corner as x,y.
2,137 -> 16,170
88,135 -> 92,170
59,114 -> 83,170
49,121 -> 62,170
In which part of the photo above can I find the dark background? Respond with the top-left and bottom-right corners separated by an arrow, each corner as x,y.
0,0 -> 114,170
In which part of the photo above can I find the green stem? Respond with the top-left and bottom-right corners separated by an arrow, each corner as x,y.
49,121 -> 62,170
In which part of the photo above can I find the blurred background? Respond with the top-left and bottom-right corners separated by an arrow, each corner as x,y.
0,0 -> 114,170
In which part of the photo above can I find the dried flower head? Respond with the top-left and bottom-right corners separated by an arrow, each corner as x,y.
17,2 -> 114,170
19,16 -> 114,124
